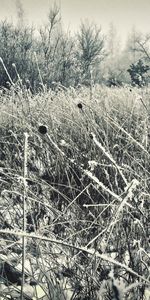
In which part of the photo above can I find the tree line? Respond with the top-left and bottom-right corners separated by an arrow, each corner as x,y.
0,5 -> 150,92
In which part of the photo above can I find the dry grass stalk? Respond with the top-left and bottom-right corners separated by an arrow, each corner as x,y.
21,132 -> 29,300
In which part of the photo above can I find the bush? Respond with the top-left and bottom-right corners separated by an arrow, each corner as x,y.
127,59 -> 150,87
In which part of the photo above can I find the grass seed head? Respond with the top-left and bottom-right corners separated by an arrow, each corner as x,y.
38,125 -> 48,135
77,103 -> 83,109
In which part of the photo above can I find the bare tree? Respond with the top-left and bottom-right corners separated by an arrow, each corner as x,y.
77,21 -> 105,84
129,30 -> 150,62
39,4 -> 61,63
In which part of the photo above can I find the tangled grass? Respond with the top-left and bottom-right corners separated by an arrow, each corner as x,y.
0,84 -> 150,299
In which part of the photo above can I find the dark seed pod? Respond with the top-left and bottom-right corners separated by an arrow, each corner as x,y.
38,125 -> 48,135
77,103 -> 83,109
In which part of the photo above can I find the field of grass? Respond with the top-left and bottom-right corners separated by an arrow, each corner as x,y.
0,84 -> 150,299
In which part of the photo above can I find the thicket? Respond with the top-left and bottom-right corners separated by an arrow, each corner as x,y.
0,6 -> 105,91
0,6 -> 150,92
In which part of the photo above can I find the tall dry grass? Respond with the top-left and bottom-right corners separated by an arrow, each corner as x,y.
0,83 -> 149,299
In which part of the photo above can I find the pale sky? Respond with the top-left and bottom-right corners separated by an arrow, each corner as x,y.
0,0 -> 150,42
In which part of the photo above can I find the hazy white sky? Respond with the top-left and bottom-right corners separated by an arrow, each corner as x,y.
0,0 -> 149,41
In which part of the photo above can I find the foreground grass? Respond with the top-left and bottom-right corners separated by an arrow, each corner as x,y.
0,85 -> 149,299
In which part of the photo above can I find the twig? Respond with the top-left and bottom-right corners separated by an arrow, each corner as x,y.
0,57 -> 14,86
91,132 -> 128,185
21,132 -> 28,300
34,52 -> 45,93
0,229 -> 149,285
